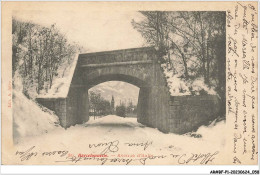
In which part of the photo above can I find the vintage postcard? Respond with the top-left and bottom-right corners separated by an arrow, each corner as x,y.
1,1 -> 258,167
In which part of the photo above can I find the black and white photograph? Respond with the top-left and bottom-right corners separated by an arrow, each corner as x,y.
1,1 -> 258,171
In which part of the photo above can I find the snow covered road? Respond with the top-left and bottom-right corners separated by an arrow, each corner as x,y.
14,115 -> 226,165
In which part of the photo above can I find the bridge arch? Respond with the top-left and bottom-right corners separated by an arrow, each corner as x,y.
36,47 -> 220,134
83,72 -> 149,89
69,71 -> 154,129
61,47 -> 171,132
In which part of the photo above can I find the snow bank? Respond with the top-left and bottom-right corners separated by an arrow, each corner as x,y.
162,67 -> 190,96
37,53 -> 79,98
13,87 -> 61,140
191,78 -> 216,95
195,119 -> 226,145
86,115 -> 142,126
161,64 -> 216,96
15,115 -> 226,164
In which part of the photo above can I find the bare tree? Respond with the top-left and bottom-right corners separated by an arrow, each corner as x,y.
12,18 -> 84,97
132,11 -> 226,115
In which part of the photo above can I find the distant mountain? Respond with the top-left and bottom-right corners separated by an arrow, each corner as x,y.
89,81 -> 139,106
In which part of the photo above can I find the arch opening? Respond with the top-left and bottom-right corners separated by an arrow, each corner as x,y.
78,73 -> 151,126
87,81 -> 140,122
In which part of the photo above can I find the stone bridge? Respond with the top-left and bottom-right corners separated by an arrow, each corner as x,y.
37,47 -> 220,134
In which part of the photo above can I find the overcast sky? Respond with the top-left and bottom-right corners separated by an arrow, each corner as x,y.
13,10 -> 146,52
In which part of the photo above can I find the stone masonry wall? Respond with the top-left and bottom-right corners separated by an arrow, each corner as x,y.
168,95 -> 220,134
65,87 -> 89,128
36,98 -> 67,127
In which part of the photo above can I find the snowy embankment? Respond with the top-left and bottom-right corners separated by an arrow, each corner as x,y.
13,75 -> 61,142
161,64 -> 216,96
13,89 -> 61,141
37,53 -> 79,99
